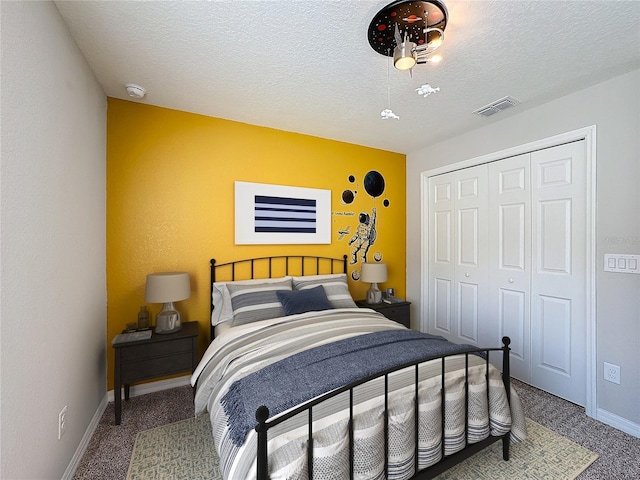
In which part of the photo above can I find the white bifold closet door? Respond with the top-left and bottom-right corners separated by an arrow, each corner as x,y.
428,165 -> 490,347
427,141 -> 586,406
487,153 -> 531,384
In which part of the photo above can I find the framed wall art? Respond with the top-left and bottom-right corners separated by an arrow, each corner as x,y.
235,181 -> 331,244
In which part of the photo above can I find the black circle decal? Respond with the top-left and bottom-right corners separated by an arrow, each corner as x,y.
342,190 -> 355,204
364,171 -> 385,198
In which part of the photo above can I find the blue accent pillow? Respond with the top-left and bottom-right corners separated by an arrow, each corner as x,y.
277,285 -> 334,316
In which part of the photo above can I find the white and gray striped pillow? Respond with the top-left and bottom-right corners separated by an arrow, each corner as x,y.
227,279 -> 292,326
292,273 -> 357,309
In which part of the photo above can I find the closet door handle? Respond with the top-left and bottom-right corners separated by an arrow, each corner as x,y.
509,278 -> 514,283
465,273 -> 470,277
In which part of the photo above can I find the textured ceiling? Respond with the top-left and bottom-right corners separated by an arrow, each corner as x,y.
54,1 -> 640,154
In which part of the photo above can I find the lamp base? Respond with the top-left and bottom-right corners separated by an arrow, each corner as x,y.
366,283 -> 383,304
155,302 -> 182,334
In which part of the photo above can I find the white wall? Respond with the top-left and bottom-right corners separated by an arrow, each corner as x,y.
406,69 -> 640,431
1,1 -> 107,478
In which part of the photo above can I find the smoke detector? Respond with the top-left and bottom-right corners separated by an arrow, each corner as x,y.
473,96 -> 520,117
124,83 -> 146,99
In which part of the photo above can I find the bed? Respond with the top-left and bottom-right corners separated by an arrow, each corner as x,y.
191,255 -> 527,480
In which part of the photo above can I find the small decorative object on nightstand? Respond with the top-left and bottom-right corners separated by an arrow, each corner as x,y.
356,299 -> 411,328
112,321 -> 199,425
137,305 -> 150,330
361,262 -> 387,304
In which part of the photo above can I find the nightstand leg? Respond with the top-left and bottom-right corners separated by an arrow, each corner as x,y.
114,349 -> 122,425
124,384 -> 130,400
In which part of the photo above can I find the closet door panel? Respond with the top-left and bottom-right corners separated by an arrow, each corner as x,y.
434,210 -> 452,263
458,281 -> 478,342
538,199 -> 572,273
488,154 -> 531,380
500,289 -> 526,362
530,142 -> 586,406
428,166 -> 488,345
428,174 -> 455,337
454,166 -> 488,346
501,204 -> 526,269
434,278 -> 452,332
538,295 -> 572,374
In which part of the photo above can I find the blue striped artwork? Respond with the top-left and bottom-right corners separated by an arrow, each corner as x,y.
235,181 -> 330,244
254,195 -> 317,234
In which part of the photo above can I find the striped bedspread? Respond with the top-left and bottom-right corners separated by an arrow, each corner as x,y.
191,308 -> 527,480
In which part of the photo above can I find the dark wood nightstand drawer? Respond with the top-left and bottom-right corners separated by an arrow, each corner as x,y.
121,352 -> 193,383
355,300 -> 411,328
120,337 -> 193,362
381,305 -> 409,325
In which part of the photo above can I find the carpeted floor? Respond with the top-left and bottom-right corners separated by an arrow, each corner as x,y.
73,386 -> 195,480
73,379 -> 640,479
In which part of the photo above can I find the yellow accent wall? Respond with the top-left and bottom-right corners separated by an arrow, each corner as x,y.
107,98 -> 406,389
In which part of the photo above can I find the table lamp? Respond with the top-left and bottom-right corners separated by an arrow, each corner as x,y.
361,263 -> 387,304
145,272 -> 191,334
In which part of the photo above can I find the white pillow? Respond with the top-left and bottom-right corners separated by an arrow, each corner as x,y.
211,276 -> 292,326
291,273 -> 357,309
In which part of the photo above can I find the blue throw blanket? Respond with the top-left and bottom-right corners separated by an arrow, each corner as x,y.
221,329 -> 480,446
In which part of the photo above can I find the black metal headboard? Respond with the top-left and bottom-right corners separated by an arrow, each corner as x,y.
210,255 -> 348,341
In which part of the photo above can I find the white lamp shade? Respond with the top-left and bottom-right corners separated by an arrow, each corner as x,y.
360,263 -> 388,283
145,272 -> 191,303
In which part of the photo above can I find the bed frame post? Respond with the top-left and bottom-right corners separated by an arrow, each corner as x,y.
501,336 -> 511,461
210,259 -> 217,342
256,405 -> 270,480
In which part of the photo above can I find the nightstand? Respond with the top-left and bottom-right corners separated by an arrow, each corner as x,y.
355,299 -> 411,328
113,321 -> 199,425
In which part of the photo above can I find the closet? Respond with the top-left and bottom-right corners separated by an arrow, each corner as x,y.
426,141 -> 586,406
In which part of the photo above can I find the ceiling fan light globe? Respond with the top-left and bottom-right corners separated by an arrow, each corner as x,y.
393,42 -> 417,70
394,56 -> 416,70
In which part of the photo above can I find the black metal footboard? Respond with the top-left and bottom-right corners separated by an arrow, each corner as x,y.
255,337 -> 512,480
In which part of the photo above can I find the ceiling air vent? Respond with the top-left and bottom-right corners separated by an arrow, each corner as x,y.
473,96 -> 520,117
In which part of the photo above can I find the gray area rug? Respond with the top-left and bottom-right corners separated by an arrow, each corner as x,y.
127,415 -> 220,480
127,415 -> 597,480
436,418 -> 597,480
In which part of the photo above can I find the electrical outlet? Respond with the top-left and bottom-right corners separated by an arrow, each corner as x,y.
58,405 -> 67,439
604,362 -> 621,385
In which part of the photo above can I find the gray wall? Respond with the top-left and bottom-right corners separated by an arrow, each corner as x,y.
1,1 -> 107,477
406,69 -> 639,432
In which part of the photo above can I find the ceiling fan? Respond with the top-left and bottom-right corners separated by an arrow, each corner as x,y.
369,0 -> 448,120
368,0 -> 448,71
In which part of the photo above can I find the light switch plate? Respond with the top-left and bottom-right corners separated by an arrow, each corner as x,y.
604,254 -> 640,274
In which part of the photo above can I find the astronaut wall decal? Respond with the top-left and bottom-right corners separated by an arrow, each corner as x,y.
338,170 -> 388,268
348,207 -> 377,264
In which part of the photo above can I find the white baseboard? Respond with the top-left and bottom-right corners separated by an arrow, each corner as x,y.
61,394 -> 108,480
597,407 -> 640,438
64,375 -> 192,479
